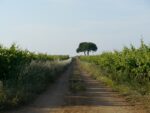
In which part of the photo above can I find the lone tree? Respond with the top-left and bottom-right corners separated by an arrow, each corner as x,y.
76,42 -> 98,56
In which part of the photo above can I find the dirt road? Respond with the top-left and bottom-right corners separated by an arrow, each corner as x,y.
5,62 -> 146,113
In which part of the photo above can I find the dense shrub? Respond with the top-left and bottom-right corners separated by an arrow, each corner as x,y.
0,44 -> 70,109
80,40 -> 150,95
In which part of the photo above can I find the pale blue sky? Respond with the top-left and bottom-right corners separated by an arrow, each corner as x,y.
0,0 -> 150,55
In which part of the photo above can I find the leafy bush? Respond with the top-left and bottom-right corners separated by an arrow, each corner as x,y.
80,40 -> 150,95
0,44 -> 70,110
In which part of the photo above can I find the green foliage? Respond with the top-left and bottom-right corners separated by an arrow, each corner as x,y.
79,40 -> 150,95
0,44 -> 70,110
76,42 -> 98,55
0,44 -> 69,81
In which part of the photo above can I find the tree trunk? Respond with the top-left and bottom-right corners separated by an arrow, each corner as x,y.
87,51 -> 89,56
84,51 -> 86,56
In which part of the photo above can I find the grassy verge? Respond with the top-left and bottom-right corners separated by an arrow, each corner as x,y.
69,59 -> 86,94
79,60 -> 150,113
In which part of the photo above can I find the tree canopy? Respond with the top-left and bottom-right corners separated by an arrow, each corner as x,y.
76,42 -> 98,55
